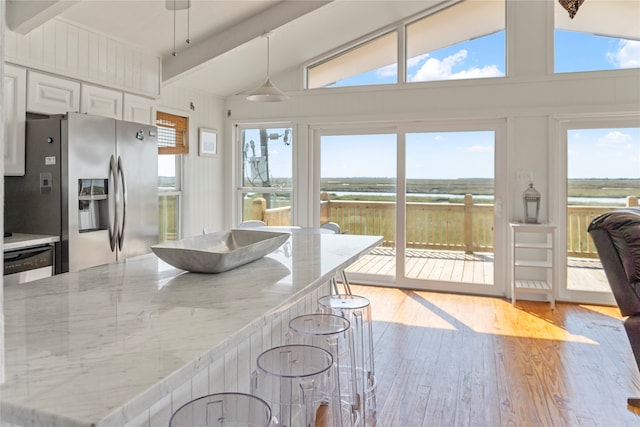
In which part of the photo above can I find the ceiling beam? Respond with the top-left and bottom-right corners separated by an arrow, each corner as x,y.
162,0 -> 332,82
6,0 -> 80,34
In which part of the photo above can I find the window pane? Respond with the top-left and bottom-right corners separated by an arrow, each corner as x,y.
241,127 -> 292,188
239,126 -> 292,225
320,134 -> 397,249
159,194 -> 179,242
158,155 -> 177,189
406,0 -> 505,83
405,131 -> 495,285
555,31 -> 639,73
566,127 -> 640,293
554,0 -> 639,73
241,191 -> 292,226
307,31 -> 398,88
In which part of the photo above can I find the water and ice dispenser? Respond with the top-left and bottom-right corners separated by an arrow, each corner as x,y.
78,179 -> 109,232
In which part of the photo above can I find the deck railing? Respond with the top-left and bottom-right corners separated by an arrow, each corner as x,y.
256,194 -> 638,257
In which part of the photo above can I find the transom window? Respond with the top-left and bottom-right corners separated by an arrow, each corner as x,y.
306,0 -> 506,89
554,0 -> 640,73
406,0 -> 505,83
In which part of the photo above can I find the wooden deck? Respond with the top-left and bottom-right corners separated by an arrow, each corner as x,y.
347,247 -> 610,293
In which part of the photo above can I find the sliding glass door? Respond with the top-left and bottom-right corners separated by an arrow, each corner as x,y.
319,131 -> 398,283
317,121 -> 505,295
558,119 -> 640,305
403,131 -> 495,290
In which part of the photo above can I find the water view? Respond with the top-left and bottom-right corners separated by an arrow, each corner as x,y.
320,178 -> 639,206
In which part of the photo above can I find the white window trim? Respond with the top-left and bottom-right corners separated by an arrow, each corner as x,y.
551,112 -> 640,305
234,122 -> 295,225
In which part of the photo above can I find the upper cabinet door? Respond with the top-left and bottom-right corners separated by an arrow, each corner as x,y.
27,71 -> 80,115
123,93 -> 156,125
81,84 -> 123,120
4,64 -> 27,176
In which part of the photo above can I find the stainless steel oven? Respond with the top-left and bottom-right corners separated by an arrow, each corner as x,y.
4,245 -> 54,285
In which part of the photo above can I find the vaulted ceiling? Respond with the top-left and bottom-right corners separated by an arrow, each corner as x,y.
6,0 -> 444,97
6,1 -> 640,97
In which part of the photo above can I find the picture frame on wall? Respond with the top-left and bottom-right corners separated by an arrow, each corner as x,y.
199,128 -> 218,157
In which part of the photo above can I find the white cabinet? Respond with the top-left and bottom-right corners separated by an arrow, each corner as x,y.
4,64 -> 27,176
123,93 -> 156,125
27,71 -> 81,115
81,84 -> 123,119
510,223 -> 556,308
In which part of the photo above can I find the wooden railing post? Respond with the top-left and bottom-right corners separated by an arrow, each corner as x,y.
627,196 -> 638,207
252,197 -> 267,222
320,192 -> 330,224
463,194 -> 473,254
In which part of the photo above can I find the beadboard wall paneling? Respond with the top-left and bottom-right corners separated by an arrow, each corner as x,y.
158,84 -> 226,238
119,281 -> 331,427
4,18 -> 161,97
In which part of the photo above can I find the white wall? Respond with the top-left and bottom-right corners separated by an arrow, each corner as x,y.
4,18 -> 161,97
223,0 -> 640,228
3,16 -> 228,240
158,84 -> 227,238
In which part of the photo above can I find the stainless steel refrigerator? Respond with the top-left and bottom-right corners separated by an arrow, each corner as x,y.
5,113 -> 159,273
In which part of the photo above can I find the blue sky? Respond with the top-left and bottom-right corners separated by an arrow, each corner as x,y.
237,30 -> 639,182
317,30 -> 639,180
568,128 -> 640,179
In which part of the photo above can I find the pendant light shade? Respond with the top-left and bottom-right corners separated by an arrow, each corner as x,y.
247,33 -> 289,102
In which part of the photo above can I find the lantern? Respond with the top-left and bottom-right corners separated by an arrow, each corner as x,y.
523,183 -> 541,224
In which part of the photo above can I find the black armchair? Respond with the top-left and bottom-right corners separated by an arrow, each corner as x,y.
588,207 -> 640,408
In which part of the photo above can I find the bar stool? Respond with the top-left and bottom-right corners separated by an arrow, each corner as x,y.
317,294 -> 377,425
288,313 -> 359,427
169,392 -> 272,427
252,344 -> 333,427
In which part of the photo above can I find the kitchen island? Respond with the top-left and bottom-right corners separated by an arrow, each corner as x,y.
1,232 -> 382,427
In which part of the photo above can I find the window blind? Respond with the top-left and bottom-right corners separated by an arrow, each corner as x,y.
157,112 -> 189,155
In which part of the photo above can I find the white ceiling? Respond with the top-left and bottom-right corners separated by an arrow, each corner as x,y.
6,0 -> 445,97
6,1 -> 639,97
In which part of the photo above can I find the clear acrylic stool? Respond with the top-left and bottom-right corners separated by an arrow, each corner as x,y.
318,294 -> 377,426
169,392 -> 272,427
252,344 -> 333,427
288,313 -> 359,427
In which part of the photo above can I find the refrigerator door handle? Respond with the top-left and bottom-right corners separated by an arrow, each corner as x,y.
108,155 -> 118,252
117,156 -> 127,251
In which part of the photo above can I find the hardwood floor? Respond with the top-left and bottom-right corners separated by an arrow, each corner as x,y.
339,284 -> 640,427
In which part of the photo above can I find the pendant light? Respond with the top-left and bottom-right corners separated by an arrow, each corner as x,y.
558,0 -> 584,19
247,33 -> 289,102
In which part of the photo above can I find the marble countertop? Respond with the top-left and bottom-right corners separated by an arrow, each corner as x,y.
1,232 -> 382,427
4,233 -> 60,251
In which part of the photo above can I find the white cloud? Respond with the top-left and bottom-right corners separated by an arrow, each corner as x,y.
607,40 -> 640,69
597,131 -> 633,146
408,53 -> 429,69
468,145 -> 494,152
377,63 -> 397,78
409,49 -> 503,82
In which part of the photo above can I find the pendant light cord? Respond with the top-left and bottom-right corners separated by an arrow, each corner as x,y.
186,1 -> 191,44
266,35 -> 270,77
172,0 -> 177,56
